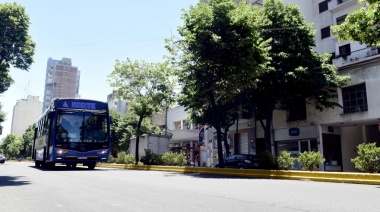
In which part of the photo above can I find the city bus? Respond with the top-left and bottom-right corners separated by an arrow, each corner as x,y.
32,98 -> 111,169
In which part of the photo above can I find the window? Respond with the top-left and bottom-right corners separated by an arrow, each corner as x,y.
321,26 -> 331,39
339,44 -> 351,57
342,84 -> 368,114
287,98 -> 307,121
336,15 -> 347,25
319,1 -> 328,13
329,52 -> 336,64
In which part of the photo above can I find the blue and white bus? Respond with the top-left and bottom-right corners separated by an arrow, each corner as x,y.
32,98 -> 111,169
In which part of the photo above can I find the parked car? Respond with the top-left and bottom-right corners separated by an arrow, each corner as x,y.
0,154 -> 6,164
215,154 -> 259,169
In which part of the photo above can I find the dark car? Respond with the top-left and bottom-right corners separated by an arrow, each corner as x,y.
0,154 -> 5,164
215,154 -> 259,169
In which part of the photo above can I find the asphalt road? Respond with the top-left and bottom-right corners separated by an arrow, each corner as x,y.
1,162 -> 380,212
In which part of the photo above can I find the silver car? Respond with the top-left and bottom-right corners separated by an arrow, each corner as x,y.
0,154 -> 6,163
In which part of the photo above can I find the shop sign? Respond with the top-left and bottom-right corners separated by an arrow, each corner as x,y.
289,128 -> 300,136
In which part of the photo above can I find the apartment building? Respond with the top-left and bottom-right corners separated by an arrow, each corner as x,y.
11,95 -> 43,136
42,58 -> 80,112
250,0 -> 380,172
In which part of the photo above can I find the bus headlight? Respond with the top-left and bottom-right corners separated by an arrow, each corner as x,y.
98,149 -> 108,154
56,149 -> 68,154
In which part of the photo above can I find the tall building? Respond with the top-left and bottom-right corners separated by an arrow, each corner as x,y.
11,95 -> 43,136
246,0 -> 380,172
42,57 -> 80,112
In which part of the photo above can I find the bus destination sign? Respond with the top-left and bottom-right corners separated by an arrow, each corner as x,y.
57,100 -> 103,110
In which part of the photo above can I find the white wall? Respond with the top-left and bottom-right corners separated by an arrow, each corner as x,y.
340,126 -> 363,172
11,96 -> 43,136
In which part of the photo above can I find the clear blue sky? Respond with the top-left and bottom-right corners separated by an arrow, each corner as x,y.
0,0 -> 199,140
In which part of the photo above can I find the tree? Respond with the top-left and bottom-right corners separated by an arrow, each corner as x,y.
21,124 -> 35,158
108,59 -> 176,165
0,134 -> 22,158
0,102 -> 5,124
110,108 -> 156,157
167,0 -> 269,167
0,3 -> 36,94
251,0 -> 349,151
332,0 -> 380,46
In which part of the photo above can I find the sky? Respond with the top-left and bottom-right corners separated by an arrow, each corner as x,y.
0,0 -> 199,140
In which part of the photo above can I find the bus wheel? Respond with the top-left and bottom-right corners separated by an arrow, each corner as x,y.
87,162 -> 96,170
35,161 -> 40,167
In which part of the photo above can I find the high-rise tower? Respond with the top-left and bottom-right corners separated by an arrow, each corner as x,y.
42,58 -> 80,112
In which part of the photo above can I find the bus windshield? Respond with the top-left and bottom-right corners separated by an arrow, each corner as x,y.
56,111 -> 108,143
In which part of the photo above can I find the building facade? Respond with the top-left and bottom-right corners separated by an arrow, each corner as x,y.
42,58 -> 80,112
251,0 -> 380,172
11,95 -> 43,136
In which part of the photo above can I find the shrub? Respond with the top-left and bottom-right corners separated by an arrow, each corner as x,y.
125,154 -> 136,164
162,151 -> 176,166
108,155 -> 115,163
175,153 -> 187,166
351,142 -> 380,173
277,151 -> 295,170
258,150 -> 277,170
140,149 -> 157,165
298,151 -> 325,171
116,151 -> 127,164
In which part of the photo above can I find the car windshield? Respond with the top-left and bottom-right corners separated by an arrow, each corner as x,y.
56,111 -> 108,143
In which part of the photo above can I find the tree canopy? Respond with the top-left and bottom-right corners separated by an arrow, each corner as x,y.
0,3 -> 35,94
167,0 -> 269,166
332,0 -> 380,46
108,59 -> 176,164
251,0 -> 349,150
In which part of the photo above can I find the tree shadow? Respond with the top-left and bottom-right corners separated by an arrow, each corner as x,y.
0,176 -> 30,187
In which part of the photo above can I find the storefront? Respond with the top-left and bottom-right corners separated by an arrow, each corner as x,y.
274,126 -> 320,170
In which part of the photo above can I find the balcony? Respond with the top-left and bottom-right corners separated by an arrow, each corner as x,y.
332,46 -> 380,67
329,0 -> 357,12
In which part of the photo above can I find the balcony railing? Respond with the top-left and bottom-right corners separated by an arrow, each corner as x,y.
332,46 -> 380,67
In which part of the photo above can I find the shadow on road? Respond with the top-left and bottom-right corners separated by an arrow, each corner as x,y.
0,176 -> 30,187
28,164 -> 108,172
163,172 -> 253,180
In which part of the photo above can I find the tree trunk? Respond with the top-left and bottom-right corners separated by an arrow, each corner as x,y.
135,115 -> 144,165
216,126 -> 224,168
222,129 -> 231,157
260,105 -> 274,152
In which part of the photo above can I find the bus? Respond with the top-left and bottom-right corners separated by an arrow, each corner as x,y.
32,98 -> 111,169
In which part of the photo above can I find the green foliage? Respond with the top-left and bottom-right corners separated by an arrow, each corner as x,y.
108,155 -> 115,163
258,150 -> 277,170
108,59 -> 176,165
277,151 -> 295,170
125,154 -> 136,164
21,124 -> 34,157
116,151 -> 128,164
162,151 -> 186,166
0,102 -> 5,124
0,134 -> 22,157
298,151 -> 325,171
351,142 -> 380,173
251,0 -> 349,150
174,152 -> 187,167
166,0 -> 269,166
332,0 -> 380,46
162,151 -> 176,166
0,3 -> 36,94
140,149 -> 158,165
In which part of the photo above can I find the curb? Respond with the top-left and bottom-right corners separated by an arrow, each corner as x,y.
97,163 -> 380,185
